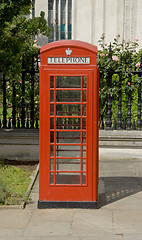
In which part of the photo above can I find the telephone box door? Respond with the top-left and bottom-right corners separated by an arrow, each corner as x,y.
39,69 -> 98,204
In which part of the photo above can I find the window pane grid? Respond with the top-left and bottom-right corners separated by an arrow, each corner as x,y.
80,76 -> 83,184
50,75 -> 87,185
50,157 -> 87,159
54,76 -> 56,184
50,88 -> 87,90
50,129 -> 86,132
50,170 -> 86,173
50,143 -> 86,146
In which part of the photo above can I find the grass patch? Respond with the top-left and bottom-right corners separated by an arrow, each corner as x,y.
0,162 -> 31,205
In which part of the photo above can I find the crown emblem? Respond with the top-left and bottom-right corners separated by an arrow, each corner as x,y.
65,48 -> 72,55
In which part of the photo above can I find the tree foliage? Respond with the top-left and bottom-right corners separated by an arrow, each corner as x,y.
0,0 -> 31,33
0,0 -> 51,76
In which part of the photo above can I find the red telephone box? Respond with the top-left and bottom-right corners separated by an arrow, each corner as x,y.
38,40 -> 99,208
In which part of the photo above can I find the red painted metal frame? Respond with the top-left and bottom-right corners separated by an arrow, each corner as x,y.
39,40 -> 98,203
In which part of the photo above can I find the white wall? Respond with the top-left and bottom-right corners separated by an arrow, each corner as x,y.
35,0 -> 48,19
72,0 -> 142,48
35,0 -> 142,49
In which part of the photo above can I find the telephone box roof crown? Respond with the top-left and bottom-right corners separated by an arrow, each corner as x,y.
40,40 -> 97,54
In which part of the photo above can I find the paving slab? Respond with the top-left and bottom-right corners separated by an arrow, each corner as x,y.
102,161 -> 134,172
103,170 -> 136,177
73,209 -> 113,227
132,160 -> 142,168
69,209 -> 114,236
80,235 -> 124,240
134,167 -> 142,178
0,209 -> 32,229
113,210 -> 142,234
31,208 -> 74,222
124,233 -> 142,240
0,237 -> 80,240
0,229 -> 24,237
69,220 -> 114,236
24,221 -> 71,237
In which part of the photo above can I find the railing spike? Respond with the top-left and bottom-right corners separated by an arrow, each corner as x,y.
26,118 -> 29,129
17,117 -> 20,128
36,118 -> 38,129
132,119 -> 136,130
8,118 -> 11,129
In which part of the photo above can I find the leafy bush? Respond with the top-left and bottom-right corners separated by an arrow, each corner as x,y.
97,34 -> 142,123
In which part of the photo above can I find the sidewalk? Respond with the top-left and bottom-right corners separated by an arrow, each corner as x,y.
0,158 -> 142,240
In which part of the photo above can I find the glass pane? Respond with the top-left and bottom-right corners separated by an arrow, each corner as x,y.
56,131 -> 80,143
83,91 -> 87,102
68,0 -> 72,26
50,145 -> 54,157
50,159 -> 54,170
56,173 -> 80,185
50,90 -> 54,102
56,90 -> 81,102
68,24 -> 72,32
83,159 -> 86,171
61,31 -> 65,39
83,76 -> 87,88
56,29 -> 59,40
60,24 -> 65,31
50,173 -> 54,184
48,10 -> 53,24
56,76 -> 81,88
56,104 -> 81,116
56,159 -> 80,171
83,132 -> 86,143
82,173 -> 86,185
68,32 -> 72,39
68,0 -> 72,10
61,0 -> 66,10
50,76 -> 54,88
82,118 -> 86,129
56,145 -> 80,158
50,118 -> 54,129
48,0 -> 53,10
50,104 -> 54,116
50,132 -> 54,143
83,104 -> 86,116
56,118 -> 81,129
83,145 -> 86,157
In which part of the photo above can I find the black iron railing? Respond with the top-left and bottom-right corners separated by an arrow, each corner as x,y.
0,54 -> 40,129
99,53 -> 142,130
0,51 -> 142,130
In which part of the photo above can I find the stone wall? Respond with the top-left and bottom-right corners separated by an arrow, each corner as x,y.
0,129 -> 142,161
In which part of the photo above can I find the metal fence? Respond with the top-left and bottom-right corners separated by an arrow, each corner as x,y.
99,53 -> 142,130
0,55 -> 40,129
0,52 -> 142,130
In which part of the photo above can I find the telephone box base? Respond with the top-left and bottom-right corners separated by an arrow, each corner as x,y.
38,200 -> 98,209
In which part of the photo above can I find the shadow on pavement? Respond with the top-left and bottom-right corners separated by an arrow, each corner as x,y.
98,177 -> 142,208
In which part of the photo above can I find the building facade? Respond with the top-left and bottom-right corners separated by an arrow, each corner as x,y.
34,0 -> 142,48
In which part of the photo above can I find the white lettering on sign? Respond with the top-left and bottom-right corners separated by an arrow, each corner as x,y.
48,57 -> 90,64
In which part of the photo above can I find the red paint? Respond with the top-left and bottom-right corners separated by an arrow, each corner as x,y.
39,40 -> 99,202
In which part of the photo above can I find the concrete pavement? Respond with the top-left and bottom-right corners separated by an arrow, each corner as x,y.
0,158 -> 142,240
